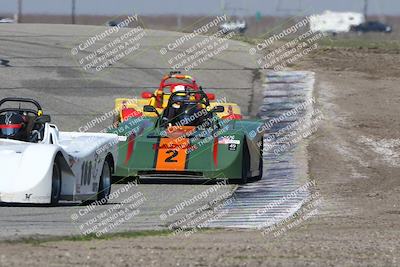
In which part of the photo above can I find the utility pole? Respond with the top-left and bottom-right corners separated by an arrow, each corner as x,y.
176,15 -> 182,30
17,0 -> 22,23
363,0 -> 368,19
71,0 -> 76,24
220,0 -> 225,14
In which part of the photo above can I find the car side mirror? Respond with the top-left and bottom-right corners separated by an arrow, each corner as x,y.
141,92 -> 153,99
206,93 -> 215,100
36,114 -> 51,123
143,105 -> 159,116
212,106 -> 225,113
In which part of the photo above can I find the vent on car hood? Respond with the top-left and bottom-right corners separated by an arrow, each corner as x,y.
138,171 -> 204,178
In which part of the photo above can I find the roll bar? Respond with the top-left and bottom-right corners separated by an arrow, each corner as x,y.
0,97 -> 43,116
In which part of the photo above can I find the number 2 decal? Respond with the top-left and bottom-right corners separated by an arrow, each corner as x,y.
155,138 -> 189,171
165,150 -> 178,162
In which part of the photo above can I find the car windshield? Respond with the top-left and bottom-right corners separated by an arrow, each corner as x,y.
166,102 -> 208,127
161,92 -> 211,128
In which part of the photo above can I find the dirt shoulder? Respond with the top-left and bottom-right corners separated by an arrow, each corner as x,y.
1,47 -> 400,267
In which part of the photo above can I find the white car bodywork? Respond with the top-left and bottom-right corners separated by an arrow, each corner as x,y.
0,18 -> 14,23
0,123 -> 119,204
310,11 -> 365,34
219,20 -> 247,34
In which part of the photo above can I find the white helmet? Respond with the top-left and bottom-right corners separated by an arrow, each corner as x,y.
173,85 -> 185,92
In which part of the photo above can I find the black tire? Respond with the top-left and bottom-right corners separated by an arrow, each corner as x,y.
113,114 -> 120,128
239,144 -> 250,184
50,159 -> 62,206
97,160 -> 112,203
254,141 -> 264,181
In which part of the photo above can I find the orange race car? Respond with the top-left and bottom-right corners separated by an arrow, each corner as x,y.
113,71 -> 242,126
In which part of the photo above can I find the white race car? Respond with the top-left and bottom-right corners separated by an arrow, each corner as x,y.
0,98 -> 119,205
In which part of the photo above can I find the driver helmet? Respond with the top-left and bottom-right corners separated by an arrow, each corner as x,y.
171,94 -> 187,109
172,85 -> 186,92
0,112 -> 27,140
172,102 -> 181,109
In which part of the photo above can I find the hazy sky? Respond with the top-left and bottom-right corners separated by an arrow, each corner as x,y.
1,0 -> 399,16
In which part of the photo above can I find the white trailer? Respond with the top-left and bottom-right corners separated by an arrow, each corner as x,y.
309,10 -> 365,34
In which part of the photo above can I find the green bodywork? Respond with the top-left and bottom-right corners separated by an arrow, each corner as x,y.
109,114 -> 264,180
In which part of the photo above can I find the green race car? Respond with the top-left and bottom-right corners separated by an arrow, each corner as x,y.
110,90 -> 264,183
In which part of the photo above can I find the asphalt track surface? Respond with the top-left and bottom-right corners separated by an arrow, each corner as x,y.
0,24 -> 310,239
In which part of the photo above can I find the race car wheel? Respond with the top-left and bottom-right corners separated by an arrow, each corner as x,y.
254,141 -> 264,181
50,160 -> 62,205
113,114 -> 120,128
240,144 -> 250,184
97,160 -> 112,203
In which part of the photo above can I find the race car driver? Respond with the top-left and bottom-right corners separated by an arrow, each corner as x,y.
0,112 -> 28,141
